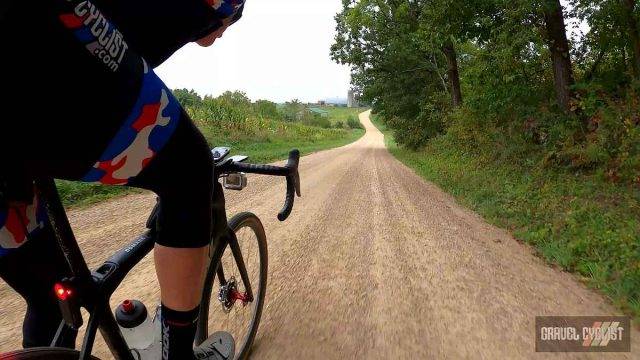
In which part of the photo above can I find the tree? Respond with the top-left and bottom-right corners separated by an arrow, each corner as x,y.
441,39 -> 463,107
172,88 -> 202,108
281,99 -> 305,122
621,0 -> 640,77
217,91 -> 251,108
416,0 -> 488,108
542,0 -> 575,112
253,100 -> 280,119
331,0 -> 638,153
331,0 -> 459,147
571,0 -> 640,82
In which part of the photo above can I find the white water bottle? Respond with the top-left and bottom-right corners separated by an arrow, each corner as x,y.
134,306 -> 163,360
115,300 -> 154,350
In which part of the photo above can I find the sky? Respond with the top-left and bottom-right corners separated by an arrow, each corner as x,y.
561,0 -> 590,42
156,0 -> 351,103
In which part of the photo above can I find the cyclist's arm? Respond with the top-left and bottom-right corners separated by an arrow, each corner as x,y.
95,0 -> 247,67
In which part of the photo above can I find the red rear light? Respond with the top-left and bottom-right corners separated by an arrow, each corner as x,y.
54,283 -> 73,301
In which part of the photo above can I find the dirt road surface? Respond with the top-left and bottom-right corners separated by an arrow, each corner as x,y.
1,111 -> 637,359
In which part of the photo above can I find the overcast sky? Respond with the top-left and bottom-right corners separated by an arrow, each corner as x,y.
156,0 -> 588,103
156,0 -> 351,103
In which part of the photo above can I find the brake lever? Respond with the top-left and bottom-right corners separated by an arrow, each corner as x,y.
293,171 -> 301,197
286,149 -> 301,197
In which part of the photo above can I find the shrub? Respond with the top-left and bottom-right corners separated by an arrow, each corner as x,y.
346,115 -> 363,129
172,88 -> 202,108
302,114 -> 332,129
253,100 -> 281,120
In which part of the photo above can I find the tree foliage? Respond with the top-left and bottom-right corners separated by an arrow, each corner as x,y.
332,0 -> 640,183
172,88 -> 202,108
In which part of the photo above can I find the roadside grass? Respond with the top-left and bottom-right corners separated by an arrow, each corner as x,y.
194,114 -> 363,163
57,182 -> 142,208
371,115 -> 640,321
57,116 -> 363,208
321,106 -> 368,126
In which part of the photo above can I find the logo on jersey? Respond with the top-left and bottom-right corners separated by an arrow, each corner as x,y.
56,0 -> 181,185
59,1 -> 128,72
82,64 -> 181,185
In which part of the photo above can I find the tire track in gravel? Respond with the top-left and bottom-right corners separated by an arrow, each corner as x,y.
1,110 -> 637,359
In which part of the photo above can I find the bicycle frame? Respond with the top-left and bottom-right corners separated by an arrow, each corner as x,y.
36,177 -> 142,360
33,178 -> 250,360
26,149 -> 299,360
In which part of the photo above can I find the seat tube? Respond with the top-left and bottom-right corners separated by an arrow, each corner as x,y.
34,178 -> 92,280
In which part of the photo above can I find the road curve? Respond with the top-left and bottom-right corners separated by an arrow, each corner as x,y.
0,111 -> 637,359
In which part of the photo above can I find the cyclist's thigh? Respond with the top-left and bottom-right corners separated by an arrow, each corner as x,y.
130,117 -> 215,249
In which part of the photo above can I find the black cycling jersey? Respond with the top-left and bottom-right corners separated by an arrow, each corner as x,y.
0,0 -> 247,250
0,0 -> 245,349
1,0 -> 244,181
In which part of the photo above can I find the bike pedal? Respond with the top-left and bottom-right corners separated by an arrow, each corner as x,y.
194,331 -> 235,360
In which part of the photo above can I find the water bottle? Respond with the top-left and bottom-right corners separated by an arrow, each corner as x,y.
135,306 -> 163,360
115,300 -> 154,350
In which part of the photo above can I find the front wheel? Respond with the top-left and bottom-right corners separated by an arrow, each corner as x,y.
196,212 -> 268,360
0,348 -> 100,359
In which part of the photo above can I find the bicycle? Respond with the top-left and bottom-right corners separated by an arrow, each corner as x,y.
0,147 -> 301,360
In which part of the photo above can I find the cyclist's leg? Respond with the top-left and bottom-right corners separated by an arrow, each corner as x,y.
0,0 -> 134,348
129,115 -> 214,360
0,121 -> 215,357
3,1 -> 215,357
0,190 -> 75,348
0,217 -> 76,349
0,115 -> 214,358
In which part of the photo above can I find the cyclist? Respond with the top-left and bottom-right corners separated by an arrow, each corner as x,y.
0,0 -> 245,358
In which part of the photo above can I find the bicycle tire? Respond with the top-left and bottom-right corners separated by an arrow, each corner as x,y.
0,348 -> 100,360
196,212 -> 268,360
